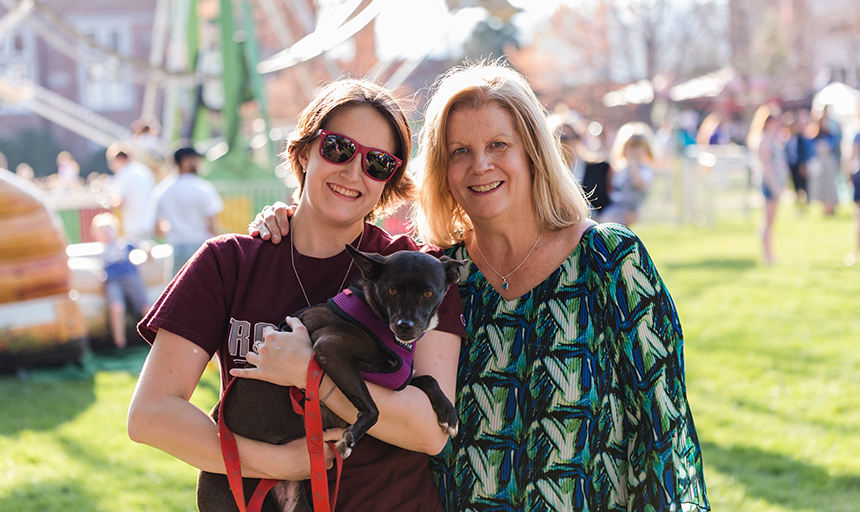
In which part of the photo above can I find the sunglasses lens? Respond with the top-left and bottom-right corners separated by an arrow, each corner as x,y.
321,134 -> 355,163
365,151 -> 398,180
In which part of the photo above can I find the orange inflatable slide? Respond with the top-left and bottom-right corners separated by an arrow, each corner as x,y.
0,168 -> 86,372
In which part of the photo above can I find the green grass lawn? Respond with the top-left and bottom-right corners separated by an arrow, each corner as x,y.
1,204 -> 859,511
635,206 -> 860,512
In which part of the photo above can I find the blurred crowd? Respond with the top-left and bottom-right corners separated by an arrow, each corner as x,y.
3,99 -> 859,267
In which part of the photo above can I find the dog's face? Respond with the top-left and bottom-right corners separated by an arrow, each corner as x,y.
346,246 -> 464,343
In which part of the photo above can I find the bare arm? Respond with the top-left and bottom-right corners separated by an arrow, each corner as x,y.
852,138 -> 860,176
759,141 -> 779,192
205,214 -> 218,237
232,318 -> 460,455
127,328 -> 341,479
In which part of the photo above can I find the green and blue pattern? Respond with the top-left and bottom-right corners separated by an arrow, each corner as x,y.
432,223 -> 709,512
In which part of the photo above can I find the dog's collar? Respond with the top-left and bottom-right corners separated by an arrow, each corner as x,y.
328,287 -> 415,391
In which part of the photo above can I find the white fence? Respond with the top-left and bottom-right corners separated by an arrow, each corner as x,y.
639,144 -> 755,226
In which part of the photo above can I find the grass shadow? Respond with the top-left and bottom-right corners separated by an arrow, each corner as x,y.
702,440 -> 860,511
0,376 -> 96,435
0,480 -> 100,511
663,257 -> 759,272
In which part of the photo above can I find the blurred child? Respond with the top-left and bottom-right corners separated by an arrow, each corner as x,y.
747,105 -> 788,265
599,122 -> 656,226
56,151 -> 81,187
91,213 -> 151,348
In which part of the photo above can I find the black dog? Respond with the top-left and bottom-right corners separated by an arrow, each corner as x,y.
197,246 -> 464,512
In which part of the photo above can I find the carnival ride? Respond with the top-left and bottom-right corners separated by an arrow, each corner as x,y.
0,0 -> 523,371
0,0 -> 409,371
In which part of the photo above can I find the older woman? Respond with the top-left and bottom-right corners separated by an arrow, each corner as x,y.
251,63 -> 709,511
414,62 -> 708,511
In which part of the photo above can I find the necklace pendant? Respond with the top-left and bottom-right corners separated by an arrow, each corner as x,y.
502,279 -> 509,290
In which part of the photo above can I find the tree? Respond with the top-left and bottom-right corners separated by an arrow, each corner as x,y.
0,129 -> 65,178
461,18 -> 519,63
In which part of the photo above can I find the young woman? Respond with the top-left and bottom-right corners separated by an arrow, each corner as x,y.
128,78 -> 465,512
747,106 -> 789,265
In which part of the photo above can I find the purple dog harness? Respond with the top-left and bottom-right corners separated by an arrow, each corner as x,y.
328,287 -> 415,390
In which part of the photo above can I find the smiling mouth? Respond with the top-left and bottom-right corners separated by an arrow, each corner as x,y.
329,183 -> 361,198
469,181 -> 502,193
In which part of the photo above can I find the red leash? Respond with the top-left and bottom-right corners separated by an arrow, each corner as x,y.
218,377 -> 280,512
291,356 -> 343,512
218,356 -> 342,512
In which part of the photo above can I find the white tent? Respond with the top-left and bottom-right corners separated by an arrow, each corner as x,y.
812,82 -> 860,126
669,67 -> 737,102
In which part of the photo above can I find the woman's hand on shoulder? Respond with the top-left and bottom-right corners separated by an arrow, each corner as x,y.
230,317 -> 312,388
246,201 -> 292,244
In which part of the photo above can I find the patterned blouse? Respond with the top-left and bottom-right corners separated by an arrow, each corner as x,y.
431,223 -> 709,512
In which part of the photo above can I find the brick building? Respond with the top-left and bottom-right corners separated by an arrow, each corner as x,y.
0,0 -> 158,170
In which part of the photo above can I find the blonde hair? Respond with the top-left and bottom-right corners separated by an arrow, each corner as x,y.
610,122 -> 655,169
414,62 -> 590,248
283,78 -> 415,221
746,104 -> 780,150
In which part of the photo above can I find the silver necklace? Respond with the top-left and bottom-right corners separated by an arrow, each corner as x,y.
474,230 -> 543,290
290,219 -> 364,307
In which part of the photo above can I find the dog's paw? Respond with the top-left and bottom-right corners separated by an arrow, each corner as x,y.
335,433 -> 355,459
439,420 -> 459,437
435,405 -> 459,437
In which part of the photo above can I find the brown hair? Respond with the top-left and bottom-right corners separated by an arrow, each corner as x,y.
283,78 -> 414,221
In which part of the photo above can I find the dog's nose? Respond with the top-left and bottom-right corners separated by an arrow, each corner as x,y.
396,319 -> 415,332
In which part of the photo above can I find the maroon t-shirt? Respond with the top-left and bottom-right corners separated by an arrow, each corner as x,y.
138,223 -> 465,512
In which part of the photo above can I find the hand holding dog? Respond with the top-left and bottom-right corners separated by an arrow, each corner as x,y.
230,317 -> 312,388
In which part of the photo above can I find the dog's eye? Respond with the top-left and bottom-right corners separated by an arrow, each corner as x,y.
423,290 -> 434,299
388,288 -> 397,296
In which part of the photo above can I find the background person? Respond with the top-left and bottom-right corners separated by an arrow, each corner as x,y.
598,122 -> 657,226
106,142 -> 156,241
131,116 -> 168,182
557,117 -> 613,217
784,109 -> 811,214
806,106 -> 842,216
56,150 -> 81,188
852,119 -> 860,254
747,106 -> 789,265
128,78 -> 465,512
91,212 -> 151,349
151,146 -> 224,275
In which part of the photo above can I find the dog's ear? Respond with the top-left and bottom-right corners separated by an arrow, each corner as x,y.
439,256 -> 466,286
346,244 -> 387,280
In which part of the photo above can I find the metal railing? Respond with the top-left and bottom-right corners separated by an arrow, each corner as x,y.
639,144 -> 754,226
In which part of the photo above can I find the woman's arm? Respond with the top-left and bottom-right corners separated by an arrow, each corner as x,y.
602,227 -> 708,509
232,318 -> 460,455
127,328 -> 341,480
851,136 -> 859,175
758,139 -> 779,192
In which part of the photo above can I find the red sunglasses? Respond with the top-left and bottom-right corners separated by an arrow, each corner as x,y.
316,129 -> 403,182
